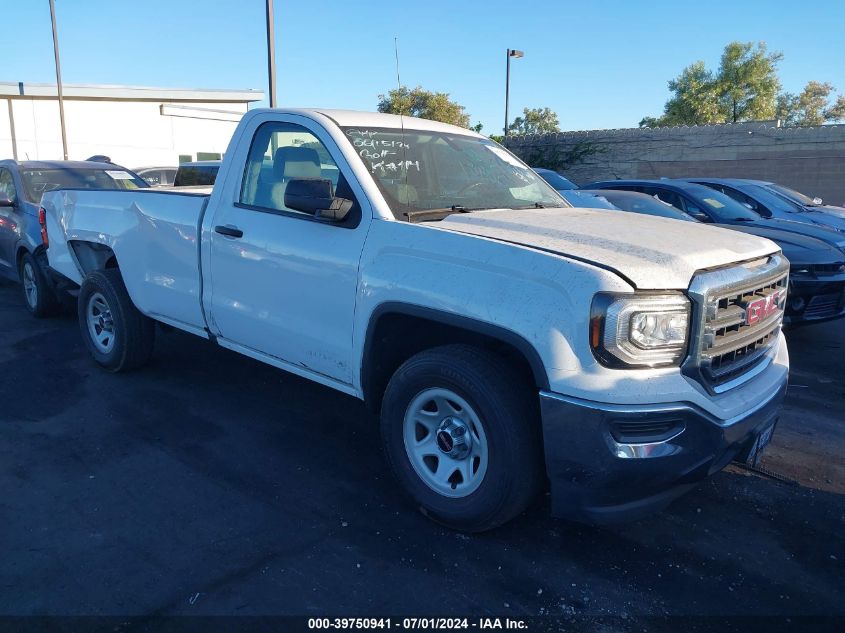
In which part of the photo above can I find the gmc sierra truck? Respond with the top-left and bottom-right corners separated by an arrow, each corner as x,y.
41,109 -> 789,531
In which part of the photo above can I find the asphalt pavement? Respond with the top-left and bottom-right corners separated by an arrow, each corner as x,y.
1,277 -> 843,625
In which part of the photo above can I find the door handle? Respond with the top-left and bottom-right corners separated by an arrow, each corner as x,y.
214,224 -> 243,238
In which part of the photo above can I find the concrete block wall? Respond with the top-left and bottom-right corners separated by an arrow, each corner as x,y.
505,122 -> 845,206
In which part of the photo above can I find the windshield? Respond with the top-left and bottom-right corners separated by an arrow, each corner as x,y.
341,126 -> 564,218
744,185 -> 804,213
174,165 -> 219,187
688,186 -> 761,221
21,168 -> 148,203
765,183 -> 818,206
560,190 -> 616,209
537,170 -> 577,191
587,190 -> 695,221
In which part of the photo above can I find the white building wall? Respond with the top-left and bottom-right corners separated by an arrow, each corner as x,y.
1,97 -> 249,168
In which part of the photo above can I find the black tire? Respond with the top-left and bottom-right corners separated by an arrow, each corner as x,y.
19,251 -> 59,318
77,268 -> 155,372
380,344 -> 544,532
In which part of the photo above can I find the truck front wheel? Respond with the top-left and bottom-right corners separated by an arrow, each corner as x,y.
77,269 -> 155,372
380,344 -> 544,532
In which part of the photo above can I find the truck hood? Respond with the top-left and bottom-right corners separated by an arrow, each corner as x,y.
436,207 -> 780,289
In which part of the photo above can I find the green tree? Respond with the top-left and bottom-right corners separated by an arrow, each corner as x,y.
507,107 -> 560,135
717,41 -> 782,123
776,81 -> 845,126
640,61 -> 722,127
377,85 -> 471,128
640,41 -> 783,126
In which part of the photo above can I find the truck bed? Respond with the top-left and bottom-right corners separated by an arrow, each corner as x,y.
42,188 -> 210,334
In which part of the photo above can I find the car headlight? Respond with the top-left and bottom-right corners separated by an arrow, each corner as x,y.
590,293 -> 691,367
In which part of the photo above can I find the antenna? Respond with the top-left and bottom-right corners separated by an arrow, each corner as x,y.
394,37 -> 402,92
394,37 -> 410,220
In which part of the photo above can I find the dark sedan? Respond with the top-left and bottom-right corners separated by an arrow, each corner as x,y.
583,182 -> 845,324
0,160 -> 148,316
685,178 -> 845,232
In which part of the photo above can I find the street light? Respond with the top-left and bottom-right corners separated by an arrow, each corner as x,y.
48,0 -> 68,159
266,0 -> 277,108
504,48 -> 523,137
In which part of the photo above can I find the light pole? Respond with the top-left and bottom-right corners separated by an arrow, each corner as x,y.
266,0 -> 277,108
48,0 -> 68,159
504,48 -> 523,137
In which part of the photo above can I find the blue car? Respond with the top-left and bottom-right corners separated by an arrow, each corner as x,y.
0,159 -> 148,316
533,168 -> 617,209
584,180 -> 845,324
686,178 -> 845,233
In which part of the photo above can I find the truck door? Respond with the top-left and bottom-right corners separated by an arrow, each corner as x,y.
204,116 -> 370,387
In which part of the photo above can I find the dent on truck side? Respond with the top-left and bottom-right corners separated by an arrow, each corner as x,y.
353,219 -> 633,402
44,189 -> 209,333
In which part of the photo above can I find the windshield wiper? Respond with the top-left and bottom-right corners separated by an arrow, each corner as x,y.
513,202 -> 551,210
403,205 -> 473,223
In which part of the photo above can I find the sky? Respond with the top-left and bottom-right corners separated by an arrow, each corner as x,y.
3,0 -> 845,134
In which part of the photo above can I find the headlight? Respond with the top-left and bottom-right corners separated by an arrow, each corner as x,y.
590,293 -> 691,367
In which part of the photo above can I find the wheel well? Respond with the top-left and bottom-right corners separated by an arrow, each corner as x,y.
361,306 -> 548,412
69,241 -> 119,274
15,246 -> 28,269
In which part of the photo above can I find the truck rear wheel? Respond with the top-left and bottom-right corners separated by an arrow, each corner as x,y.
380,344 -> 544,532
77,269 -> 155,372
19,252 -> 59,318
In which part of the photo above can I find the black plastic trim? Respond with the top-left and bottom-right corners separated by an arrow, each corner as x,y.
361,302 -> 551,401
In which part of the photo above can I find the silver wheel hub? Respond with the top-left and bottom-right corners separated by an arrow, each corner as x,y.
22,262 -> 37,308
403,388 -> 488,498
87,292 -> 115,353
436,417 -> 472,459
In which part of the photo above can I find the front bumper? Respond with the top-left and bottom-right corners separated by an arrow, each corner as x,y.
785,274 -> 845,324
539,378 -> 787,524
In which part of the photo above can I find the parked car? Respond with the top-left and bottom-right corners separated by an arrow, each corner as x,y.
754,180 -> 845,216
42,109 -> 788,531
0,159 -> 148,316
584,182 -> 845,324
533,167 -> 578,192
686,178 -> 845,232
134,166 -> 178,187
173,161 -> 220,187
533,167 -> 619,208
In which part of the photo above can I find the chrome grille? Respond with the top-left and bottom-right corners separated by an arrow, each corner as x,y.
686,254 -> 789,393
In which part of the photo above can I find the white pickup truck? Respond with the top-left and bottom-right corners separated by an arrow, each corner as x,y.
42,108 -> 789,531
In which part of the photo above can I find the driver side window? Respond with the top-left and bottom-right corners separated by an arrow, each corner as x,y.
240,122 -> 342,214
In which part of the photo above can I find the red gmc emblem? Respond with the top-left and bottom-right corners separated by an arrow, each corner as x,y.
744,290 -> 784,326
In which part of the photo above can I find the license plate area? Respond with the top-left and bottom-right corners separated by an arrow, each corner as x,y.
746,422 -> 776,467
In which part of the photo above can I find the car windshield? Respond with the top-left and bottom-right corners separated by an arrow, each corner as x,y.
586,190 -> 695,221
688,186 -> 761,221
744,185 -> 805,213
537,170 -> 577,191
174,165 -> 219,187
765,183 -> 819,206
561,191 -> 617,209
341,126 -> 564,219
20,168 -> 148,203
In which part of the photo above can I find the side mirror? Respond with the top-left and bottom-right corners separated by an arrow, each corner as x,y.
0,192 -> 13,207
284,178 -> 352,222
